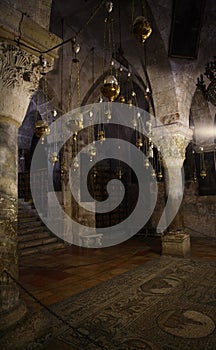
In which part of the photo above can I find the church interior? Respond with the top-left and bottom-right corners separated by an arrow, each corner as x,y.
0,0 -> 216,349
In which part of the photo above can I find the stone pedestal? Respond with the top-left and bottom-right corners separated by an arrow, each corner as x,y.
0,300 -> 26,330
162,232 -> 190,257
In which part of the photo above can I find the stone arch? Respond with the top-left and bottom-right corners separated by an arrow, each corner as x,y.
48,0 -> 178,121
146,0 -> 216,126
82,68 -> 149,110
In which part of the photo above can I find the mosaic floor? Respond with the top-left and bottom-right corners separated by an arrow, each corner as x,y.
2,236 -> 216,349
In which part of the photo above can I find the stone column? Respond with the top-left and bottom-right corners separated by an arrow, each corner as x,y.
0,1 -> 61,328
154,123 -> 192,257
0,42 -> 45,329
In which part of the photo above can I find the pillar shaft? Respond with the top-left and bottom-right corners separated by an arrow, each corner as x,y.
0,43 -> 43,327
0,119 -> 27,328
0,0 -> 61,331
163,163 -> 184,232
0,120 -> 19,308
0,44 -> 58,329
153,123 -> 193,257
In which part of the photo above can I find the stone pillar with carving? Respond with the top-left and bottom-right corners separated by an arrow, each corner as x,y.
0,43 -> 46,329
0,1 -> 61,330
154,123 -> 192,257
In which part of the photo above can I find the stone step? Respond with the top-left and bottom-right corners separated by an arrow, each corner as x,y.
18,220 -> 44,229
18,226 -> 48,235
18,210 -> 38,218
18,236 -> 58,249
18,216 -> 41,223
19,241 -> 65,256
18,232 -> 51,242
18,202 -> 34,209
18,198 -> 65,255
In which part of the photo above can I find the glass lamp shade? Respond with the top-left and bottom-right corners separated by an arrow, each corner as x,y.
101,75 -> 120,101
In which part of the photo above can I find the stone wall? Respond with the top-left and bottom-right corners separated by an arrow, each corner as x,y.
5,0 -> 52,30
183,181 -> 216,238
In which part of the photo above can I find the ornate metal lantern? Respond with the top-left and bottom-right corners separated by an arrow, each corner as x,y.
101,75 -> 120,102
132,16 -> 152,44
34,120 -> 50,144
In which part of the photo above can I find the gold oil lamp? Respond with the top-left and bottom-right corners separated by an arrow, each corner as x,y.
193,171 -> 198,183
61,162 -> 68,179
199,147 -> 207,179
132,16 -> 152,44
93,167 -> 98,181
101,75 -> 120,102
105,108 -> 112,121
119,95 -> 125,103
145,158 -> 150,169
73,131 -> 78,141
151,169 -> 156,179
127,99 -> 133,108
72,37 -> 81,63
156,149 -> 163,181
34,120 -> 50,144
157,171 -> 163,181
89,145 -> 96,162
98,130 -> 106,142
136,137 -> 143,149
49,152 -> 59,166
73,157 -> 79,171
116,167 -> 123,180
200,169 -> 207,179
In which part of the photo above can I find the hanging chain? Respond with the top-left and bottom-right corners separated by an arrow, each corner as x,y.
15,1 -> 106,54
76,61 -> 81,108
92,47 -> 95,102
2,269 -> 109,350
67,56 -> 73,112
103,18 -> 108,75
76,0 -> 106,37
44,75 -> 49,125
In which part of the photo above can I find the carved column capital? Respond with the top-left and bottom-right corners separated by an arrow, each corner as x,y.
153,122 -> 193,168
159,135 -> 190,168
0,42 -> 53,125
0,42 -> 52,90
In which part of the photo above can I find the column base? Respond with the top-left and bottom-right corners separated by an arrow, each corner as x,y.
0,300 -> 27,331
162,232 -> 190,257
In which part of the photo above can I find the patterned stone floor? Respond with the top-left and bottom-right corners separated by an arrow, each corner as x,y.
18,236 -> 216,350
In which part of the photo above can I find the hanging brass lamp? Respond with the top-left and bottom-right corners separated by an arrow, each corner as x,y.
132,16 -> 152,44
136,137 -> 143,149
200,169 -> 207,179
193,171 -> 198,183
116,167 -> 123,180
101,75 -> 120,102
49,152 -> 59,166
199,147 -> 207,179
73,157 -> 79,171
157,171 -> 163,181
34,120 -> 50,144
72,37 -> 80,63
119,95 -> 125,103
151,169 -> 156,178
89,145 -> 96,161
97,130 -> 106,142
